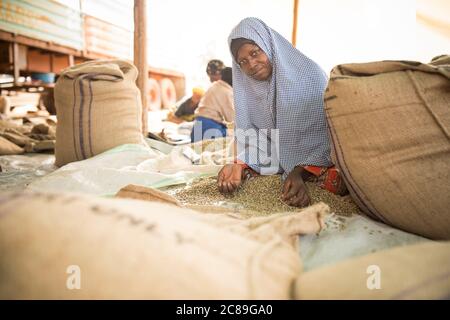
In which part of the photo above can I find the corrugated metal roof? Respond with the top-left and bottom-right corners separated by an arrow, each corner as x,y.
80,0 -> 133,31
0,0 -> 83,50
84,15 -> 132,59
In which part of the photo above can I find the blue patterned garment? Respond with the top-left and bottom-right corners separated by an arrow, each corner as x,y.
228,17 -> 332,179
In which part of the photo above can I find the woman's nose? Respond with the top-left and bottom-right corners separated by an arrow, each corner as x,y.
248,57 -> 258,69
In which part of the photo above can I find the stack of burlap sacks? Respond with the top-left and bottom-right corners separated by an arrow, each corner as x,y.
1,58 -> 449,299
0,119 -> 56,155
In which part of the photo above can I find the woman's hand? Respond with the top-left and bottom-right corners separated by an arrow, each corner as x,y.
282,166 -> 310,207
217,164 -> 245,194
217,163 -> 258,193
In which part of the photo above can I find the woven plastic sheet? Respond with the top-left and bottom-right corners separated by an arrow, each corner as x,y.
27,143 -> 224,196
299,213 -> 430,272
0,154 -> 56,192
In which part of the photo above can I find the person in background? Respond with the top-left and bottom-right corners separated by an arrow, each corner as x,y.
190,67 -> 235,142
217,17 -> 347,206
206,59 -> 225,83
169,59 -> 225,124
172,87 -> 205,122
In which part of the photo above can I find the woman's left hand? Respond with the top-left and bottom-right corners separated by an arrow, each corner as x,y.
281,166 -> 310,207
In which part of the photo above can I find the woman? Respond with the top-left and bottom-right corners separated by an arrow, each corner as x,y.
190,67 -> 235,142
217,17 -> 346,207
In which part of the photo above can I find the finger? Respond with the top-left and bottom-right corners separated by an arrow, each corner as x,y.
302,192 -> 311,206
283,194 -> 294,206
290,192 -> 304,206
291,194 -> 305,207
297,191 -> 310,207
285,183 -> 300,201
223,182 -> 230,193
282,180 -> 292,199
218,180 -> 225,193
287,187 -> 307,207
219,179 -> 227,193
285,191 -> 299,206
217,174 -> 224,188
285,198 -> 294,206
226,182 -> 234,194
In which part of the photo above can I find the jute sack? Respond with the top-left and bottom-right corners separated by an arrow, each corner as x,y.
0,191 -> 328,299
0,136 -> 23,155
295,241 -> 450,299
54,60 -> 146,167
325,58 -> 450,240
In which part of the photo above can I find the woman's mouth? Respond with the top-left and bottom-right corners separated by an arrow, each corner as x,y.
252,67 -> 264,77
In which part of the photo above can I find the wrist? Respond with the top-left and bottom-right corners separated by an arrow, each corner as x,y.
293,165 -> 305,174
233,159 -> 250,170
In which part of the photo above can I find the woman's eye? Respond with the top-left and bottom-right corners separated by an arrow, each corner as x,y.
251,49 -> 260,57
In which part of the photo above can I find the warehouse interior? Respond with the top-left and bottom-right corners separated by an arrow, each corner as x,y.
0,0 -> 449,300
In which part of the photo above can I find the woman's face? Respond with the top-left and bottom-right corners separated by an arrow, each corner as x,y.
236,43 -> 272,81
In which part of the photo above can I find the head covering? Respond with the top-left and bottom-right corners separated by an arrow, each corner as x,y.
206,59 -> 225,75
230,38 -> 256,61
220,67 -> 232,87
228,17 -> 332,178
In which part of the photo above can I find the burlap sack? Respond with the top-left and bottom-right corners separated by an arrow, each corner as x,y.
31,123 -> 56,137
0,96 -> 10,115
295,241 -> 450,299
325,58 -> 450,240
54,60 -> 146,167
0,121 -> 56,154
0,136 -> 23,155
116,184 -> 183,206
0,191 -> 328,299
1,128 -> 37,147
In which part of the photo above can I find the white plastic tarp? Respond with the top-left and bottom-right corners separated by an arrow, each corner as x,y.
27,143 -> 223,196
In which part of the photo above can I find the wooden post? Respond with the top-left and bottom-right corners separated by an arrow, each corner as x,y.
134,0 -> 149,135
12,42 -> 20,84
49,52 -> 54,73
68,54 -> 75,67
292,0 -> 299,47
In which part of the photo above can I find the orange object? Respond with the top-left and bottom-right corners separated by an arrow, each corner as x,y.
304,165 -> 347,196
192,87 -> 205,96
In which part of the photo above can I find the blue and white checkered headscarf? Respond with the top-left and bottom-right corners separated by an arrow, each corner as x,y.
228,17 -> 332,179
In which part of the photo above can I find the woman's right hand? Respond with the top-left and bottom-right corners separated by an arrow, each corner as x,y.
217,164 -> 244,194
